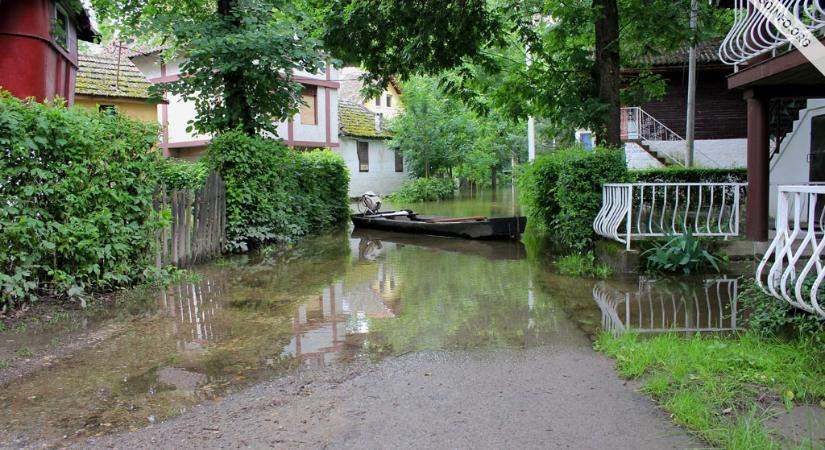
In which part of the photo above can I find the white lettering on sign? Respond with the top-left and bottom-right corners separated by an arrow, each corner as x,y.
748,0 -> 825,77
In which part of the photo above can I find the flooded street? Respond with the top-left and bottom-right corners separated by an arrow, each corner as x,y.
0,193 -> 742,448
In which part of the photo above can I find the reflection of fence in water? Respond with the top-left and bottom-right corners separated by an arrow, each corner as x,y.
593,277 -> 738,334
159,278 -> 224,351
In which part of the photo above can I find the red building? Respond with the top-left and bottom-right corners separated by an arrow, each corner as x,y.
0,0 -> 97,105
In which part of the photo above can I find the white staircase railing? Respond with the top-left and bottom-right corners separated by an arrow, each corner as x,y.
756,185 -> 825,318
621,107 -> 686,166
719,0 -> 825,67
593,277 -> 739,335
594,182 -> 746,250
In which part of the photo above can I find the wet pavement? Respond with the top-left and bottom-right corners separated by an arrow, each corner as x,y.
0,192 -> 743,448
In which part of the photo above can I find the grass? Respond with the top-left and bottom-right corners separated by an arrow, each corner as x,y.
557,253 -> 613,278
0,359 -> 7,369
15,346 -> 33,358
596,332 -> 825,449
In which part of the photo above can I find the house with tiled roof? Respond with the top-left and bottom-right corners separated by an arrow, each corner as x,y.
339,66 -> 403,120
75,53 -> 157,122
621,41 -> 747,169
336,100 -> 407,197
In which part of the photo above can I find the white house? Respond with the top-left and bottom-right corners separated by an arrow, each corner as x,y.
338,66 -> 403,120
129,47 -> 340,159
337,100 -> 407,198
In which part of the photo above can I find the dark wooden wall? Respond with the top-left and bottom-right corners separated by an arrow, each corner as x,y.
639,67 -> 747,140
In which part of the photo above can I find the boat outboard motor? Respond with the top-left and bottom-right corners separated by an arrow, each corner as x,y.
359,191 -> 382,215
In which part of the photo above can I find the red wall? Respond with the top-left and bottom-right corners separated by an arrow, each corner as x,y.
0,0 -> 79,104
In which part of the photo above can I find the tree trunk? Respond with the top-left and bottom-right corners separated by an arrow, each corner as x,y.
491,165 -> 497,191
218,0 -> 255,135
594,0 -> 621,147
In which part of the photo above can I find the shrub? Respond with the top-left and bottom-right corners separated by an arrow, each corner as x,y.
158,158 -> 209,190
206,131 -> 349,251
631,167 -> 746,184
557,253 -> 613,278
0,92 -> 163,306
642,229 -> 723,274
739,281 -> 825,344
388,177 -> 454,202
519,147 -> 628,249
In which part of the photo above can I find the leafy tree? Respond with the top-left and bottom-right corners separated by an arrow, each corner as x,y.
91,0 -> 327,136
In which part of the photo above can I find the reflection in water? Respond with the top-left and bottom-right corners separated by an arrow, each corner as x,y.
594,277 -> 739,335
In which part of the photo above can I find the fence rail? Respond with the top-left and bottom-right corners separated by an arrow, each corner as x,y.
756,185 -> 825,318
719,0 -> 825,66
155,171 -> 226,268
594,182 -> 746,249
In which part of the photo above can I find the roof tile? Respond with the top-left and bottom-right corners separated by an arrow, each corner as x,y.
75,53 -> 152,99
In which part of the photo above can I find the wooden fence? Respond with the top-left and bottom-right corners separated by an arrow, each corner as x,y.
155,171 -> 226,268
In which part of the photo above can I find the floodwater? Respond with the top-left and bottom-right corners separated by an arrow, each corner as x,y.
0,191 -> 744,447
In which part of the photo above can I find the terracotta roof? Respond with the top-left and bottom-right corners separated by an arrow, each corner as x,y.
339,100 -> 391,139
75,53 -> 152,99
636,41 -> 722,67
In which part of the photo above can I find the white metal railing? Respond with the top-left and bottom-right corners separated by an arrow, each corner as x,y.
621,107 -> 686,165
719,0 -> 825,66
594,182 -> 746,249
593,277 -> 739,335
756,185 -> 825,318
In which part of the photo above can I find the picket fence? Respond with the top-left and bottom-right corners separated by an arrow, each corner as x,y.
155,171 -> 226,268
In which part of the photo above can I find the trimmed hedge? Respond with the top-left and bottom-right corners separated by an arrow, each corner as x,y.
631,167 -> 747,184
518,147 -> 628,249
206,131 -> 350,251
0,92 -> 163,305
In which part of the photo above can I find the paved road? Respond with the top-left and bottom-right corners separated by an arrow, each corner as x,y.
85,344 -> 702,449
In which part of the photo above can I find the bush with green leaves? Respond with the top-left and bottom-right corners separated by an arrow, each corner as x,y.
643,229 -> 723,274
631,167 -> 747,184
158,158 -> 209,190
518,147 -> 628,249
206,131 -> 349,251
557,253 -> 612,278
0,92 -> 163,307
739,281 -> 825,344
388,177 -> 455,202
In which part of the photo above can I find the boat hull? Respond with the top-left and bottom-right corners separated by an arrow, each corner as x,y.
351,213 -> 527,240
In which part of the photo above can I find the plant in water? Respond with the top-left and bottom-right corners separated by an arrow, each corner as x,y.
643,229 -> 722,274
557,253 -> 612,278
388,177 -> 455,202
0,359 -> 7,369
16,347 -> 33,358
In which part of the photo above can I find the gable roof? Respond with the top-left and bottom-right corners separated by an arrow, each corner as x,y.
339,66 -> 402,104
75,53 -> 152,100
339,100 -> 391,139
635,41 -> 723,68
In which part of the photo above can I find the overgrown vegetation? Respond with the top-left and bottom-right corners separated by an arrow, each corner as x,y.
0,93 -> 163,308
158,159 -> 209,190
643,229 -> 723,274
387,177 -> 455,203
518,147 -> 628,249
206,131 -> 349,252
597,332 -> 825,449
556,253 -> 612,278
632,167 -> 747,184
739,281 -> 825,344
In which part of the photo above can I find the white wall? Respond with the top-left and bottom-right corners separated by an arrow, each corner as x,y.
625,142 -> 664,169
624,139 -> 747,169
337,137 -> 408,197
768,99 -> 825,218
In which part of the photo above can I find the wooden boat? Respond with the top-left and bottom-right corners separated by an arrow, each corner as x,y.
350,211 -> 526,240
350,228 -> 527,260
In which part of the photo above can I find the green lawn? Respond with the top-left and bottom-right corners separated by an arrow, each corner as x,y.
596,332 -> 825,449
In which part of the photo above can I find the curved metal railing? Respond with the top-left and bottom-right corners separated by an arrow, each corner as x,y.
594,183 -> 746,249
756,184 -> 825,318
719,0 -> 825,66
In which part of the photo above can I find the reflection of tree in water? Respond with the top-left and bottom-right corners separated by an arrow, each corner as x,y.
593,277 -> 739,335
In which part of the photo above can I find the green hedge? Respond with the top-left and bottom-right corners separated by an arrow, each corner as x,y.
518,147 -> 628,249
631,167 -> 747,184
0,92 -> 163,306
388,177 -> 454,202
206,131 -> 349,251
158,158 -> 209,190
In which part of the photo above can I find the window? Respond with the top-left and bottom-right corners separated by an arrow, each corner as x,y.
357,141 -> 369,172
299,85 -> 317,125
99,105 -> 118,116
52,6 -> 69,50
394,151 -> 403,172
375,97 -> 381,107
386,95 -> 392,108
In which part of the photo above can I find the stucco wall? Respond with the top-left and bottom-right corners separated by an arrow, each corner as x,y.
74,97 -> 158,122
768,99 -> 825,218
336,137 -> 408,197
624,139 -> 746,169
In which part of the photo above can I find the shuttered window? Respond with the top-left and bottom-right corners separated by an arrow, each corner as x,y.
299,85 -> 317,125
394,151 -> 403,172
358,141 -> 369,172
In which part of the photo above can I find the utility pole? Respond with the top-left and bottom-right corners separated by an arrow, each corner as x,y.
526,50 -> 536,161
685,0 -> 698,167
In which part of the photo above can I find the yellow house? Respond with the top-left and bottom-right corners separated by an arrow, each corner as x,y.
74,53 -> 157,122
339,66 -> 403,120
